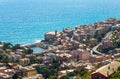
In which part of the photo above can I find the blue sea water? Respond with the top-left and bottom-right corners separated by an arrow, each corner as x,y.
0,0 -> 120,45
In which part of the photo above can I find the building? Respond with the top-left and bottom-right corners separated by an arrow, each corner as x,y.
115,48 -> 120,53
3,69 -> 15,74
0,63 -> 5,67
90,55 -> 107,63
22,74 -> 44,79
116,31 -> 120,39
58,69 -> 74,78
73,30 -> 87,42
94,21 -> 113,30
90,38 -> 98,46
102,39 -> 113,49
0,66 -> 7,72
56,53 -> 72,62
72,49 -> 90,61
43,52 -> 57,63
96,27 -> 104,35
21,66 -> 37,77
10,54 -> 22,62
107,18 -> 117,24
88,27 -> 96,37
63,27 -> 73,37
91,61 -> 120,79
20,58 -> 30,66
0,73 -> 12,79
45,31 -> 60,42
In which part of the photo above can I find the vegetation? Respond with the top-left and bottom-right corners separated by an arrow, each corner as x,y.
1,42 -> 21,51
2,42 -> 13,50
114,40 -> 120,48
97,38 -> 120,55
12,44 -> 21,50
111,67 -> 120,79
29,56 -> 40,64
60,69 -> 92,79
35,59 -> 61,78
23,48 -> 33,54
48,76 -> 57,79
67,72 -> 76,77
94,33 -> 105,42
0,54 -> 11,63
97,45 -> 114,54
60,75 -> 69,79
35,66 -> 57,78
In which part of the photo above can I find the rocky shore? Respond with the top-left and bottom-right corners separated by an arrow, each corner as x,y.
21,42 -> 48,49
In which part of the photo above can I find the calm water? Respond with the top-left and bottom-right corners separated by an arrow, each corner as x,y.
31,47 -> 44,54
0,0 -> 120,45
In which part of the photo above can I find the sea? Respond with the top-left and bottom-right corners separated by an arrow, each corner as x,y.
0,0 -> 120,45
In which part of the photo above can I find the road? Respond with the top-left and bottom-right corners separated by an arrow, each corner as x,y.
91,31 -> 113,56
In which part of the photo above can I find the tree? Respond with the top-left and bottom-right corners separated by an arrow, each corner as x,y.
60,75 -> 69,79
52,59 -> 60,69
94,33 -> 105,42
29,56 -> 40,64
35,66 -> 56,78
2,42 -> 13,50
0,54 -> 10,63
74,76 -> 80,79
111,69 -> 120,79
23,48 -> 33,54
67,72 -> 76,77
13,73 -> 18,79
48,76 -> 57,79
12,44 -> 21,50
114,40 -> 120,48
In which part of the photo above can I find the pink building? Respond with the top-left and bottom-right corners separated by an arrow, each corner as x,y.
71,49 -> 90,61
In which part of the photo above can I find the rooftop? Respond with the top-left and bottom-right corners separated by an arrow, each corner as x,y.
92,61 -> 120,77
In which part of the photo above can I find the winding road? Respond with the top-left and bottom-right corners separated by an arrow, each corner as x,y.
91,31 -> 113,56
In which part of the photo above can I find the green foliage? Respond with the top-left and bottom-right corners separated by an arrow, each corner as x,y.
48,76 -> 57,79
73,69 -> 88,76
97,45 -> 115,54
94,33 -> 105,42
74,76 -> 80,79
60,75 -> 69,79
12,44 -> 21,50
13,73 -> 19,79
23,48 -> 33,54
1,42 -> 21,51
52,59 -> 60,70
2,42 -> 13,50
67,72 -> 76,77
97,45 -> 103,52
35,66 -> 57,78
73,71 -> 91,79
87,35 -> 93,40
29,56 -> 41,64
66,69 -> 91,79
0,54 -> 10,63
114,40 -> 120,48
111,67 -> 120,79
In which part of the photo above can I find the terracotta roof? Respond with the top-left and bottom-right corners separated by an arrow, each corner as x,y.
92,61 -> 120,77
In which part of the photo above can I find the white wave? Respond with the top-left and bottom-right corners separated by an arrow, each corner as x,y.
34,39 -> 42,43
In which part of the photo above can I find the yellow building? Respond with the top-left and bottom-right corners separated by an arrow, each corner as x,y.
22,66 -> 37,77
20,58 -> 30,66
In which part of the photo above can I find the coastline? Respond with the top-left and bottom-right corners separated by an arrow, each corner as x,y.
21,41 -> 48,49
